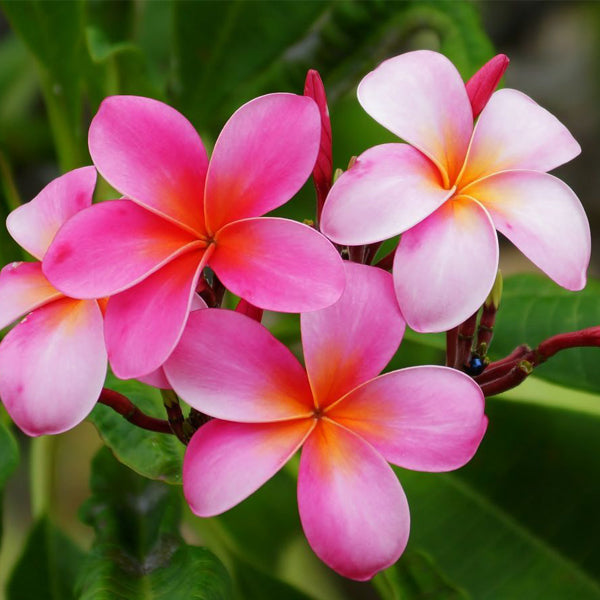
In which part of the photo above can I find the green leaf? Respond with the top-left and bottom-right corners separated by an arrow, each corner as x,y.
490,274 -> 600,395
77,447 -> 232,599
88,373 -> 184,484
373,551 -> 467,600
399,392 -> 600,598
7,516 -> 84,600
1,0 -> 87,170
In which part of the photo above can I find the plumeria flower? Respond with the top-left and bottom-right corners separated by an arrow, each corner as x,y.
0,167 -> 107,435
321,50 -> 591,332
44,94 -> 345,379
162,262 -> 487,580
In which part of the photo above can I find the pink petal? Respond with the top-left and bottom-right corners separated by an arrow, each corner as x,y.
164,309 -> 315,422
210,217 -> 344,312
204,93 -> 320,233
0,298 -> 107,436
393,199 -> 499,333
459,89 -> 581,187
137,368 -> 171,389
43,200 -> 201,298
0,262 -> 62,329
320,144 -> 454,245
104,249 -> 206,379
89,95 -> 208,235
357,50 -> 473,186
465,54 -> 509,119
184,418 -> 315,517
328,366 -> 487,472
463,170 -> 590,290
304,69 -> 333,220
298,419 -> 409,581
301,262 -> 404,408
7,167 -> 96,260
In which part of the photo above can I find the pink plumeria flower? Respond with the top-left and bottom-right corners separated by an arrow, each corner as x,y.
0,167 -> 107,435
43,94 -> 345,379
162,262 -> 487,580
321,50 -> 591,332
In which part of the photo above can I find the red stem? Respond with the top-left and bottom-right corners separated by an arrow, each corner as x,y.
98,388 -> 172,434
455,311 -> 479,368
477,326 -> 600,396
446,327 -> 458,367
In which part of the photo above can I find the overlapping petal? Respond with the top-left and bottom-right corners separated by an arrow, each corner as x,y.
0,297 -> 106,436
6,167 -> 96,260
89,95 -> 209,235
357,50 -> 472,186
301,262 -> 404,408
105,249 -> 207,379
328,366 -> 487,472
204,93 -> 320,233
393,198 -> 499,332
298,419 -> 409,581
211,217 -> 345,312
43,200 -> 201,298
0,262 -> 62,329
320,144 -> 453,245
464,170 -> 590,290
164,309 -> 314,422
458,89 -> 581,187
184,419 -> 315,517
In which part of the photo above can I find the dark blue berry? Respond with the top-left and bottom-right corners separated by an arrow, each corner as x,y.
465,355 -> 485,376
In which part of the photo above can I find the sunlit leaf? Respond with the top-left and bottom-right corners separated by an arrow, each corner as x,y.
88,373 -> 184,484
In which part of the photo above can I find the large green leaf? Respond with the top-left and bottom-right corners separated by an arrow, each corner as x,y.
88,373 -> 184,484
6,516 -> 84,600
77,448 -> 232,599
490,274 -> 600,395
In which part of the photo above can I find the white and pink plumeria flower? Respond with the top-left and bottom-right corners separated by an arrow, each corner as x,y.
43,93 -> 345,380
321,50 -> 591,332
0,167 -> 107,435
162,262 -> 487,580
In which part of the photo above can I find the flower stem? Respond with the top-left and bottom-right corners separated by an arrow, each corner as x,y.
477,327 -> 600,396
98,388 -> 172,434
160,389 -> 191,444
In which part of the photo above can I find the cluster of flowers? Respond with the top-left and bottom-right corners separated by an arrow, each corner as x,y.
0,51 -> 590,580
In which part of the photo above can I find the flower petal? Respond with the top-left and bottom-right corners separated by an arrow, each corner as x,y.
211,217 -> 344,312
463,170 -> 590,290
184,419 -> 314,517
0,298 -> 107,436
0,262 -> 62,329
301,262 -> 404,408
137,368 -> 171,389
393,198 -> 499,332
459,89 -> 581,186
465,54 -> 509,119
298,419 -> 409,581
357,50 -> 473,186
204,93 -> 320,232
7,167 -> 96,260
164,309 -> 314,422
89,95 -> 208,234
320,144 -> 453,245
105,249 -> 205,379
328,366 -> 487,472
43,200 -> 201,298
